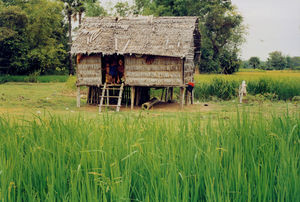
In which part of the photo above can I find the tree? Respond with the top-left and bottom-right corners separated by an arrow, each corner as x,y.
0,5 -> 30,74
114,2 -> 132,17
25,0 -> 68,74
267,51 -> 287,70
0,0 -> 68,75
61,0 -> 77,75
290,56 -> 300,70
85,1 -> 107,17
249,57 -> 260,69
200,3 -> 244,73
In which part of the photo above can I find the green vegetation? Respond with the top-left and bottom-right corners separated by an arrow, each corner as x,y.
0,75 -> 68,83
0,0 -> 68,75
0,0 -> 106,75
194,70 -> 300,101
0,108 -> 299,201
0,74 -> 299,201
243,53 -> 300,70
248,57 -> 260,69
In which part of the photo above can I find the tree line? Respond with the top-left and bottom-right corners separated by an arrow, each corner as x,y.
1,0 -> 246,75
245,51 -> 300,70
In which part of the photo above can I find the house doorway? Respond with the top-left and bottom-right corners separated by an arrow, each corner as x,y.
102,55 -> 125,85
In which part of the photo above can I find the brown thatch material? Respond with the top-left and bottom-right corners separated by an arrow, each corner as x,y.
71,16 -> 199,58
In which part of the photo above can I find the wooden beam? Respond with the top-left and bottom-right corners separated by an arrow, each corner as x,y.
135,87 -> 141,106
165,87 -> 169,102
170,87 -> 174,101
77,87 -> 80,107
191,88 -> 194,104
180,87 -> 185,109
185,89 -> 189,105
160,88 -> 165,101
131,86 -> 135,110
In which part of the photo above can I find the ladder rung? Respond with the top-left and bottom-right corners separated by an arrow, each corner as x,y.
104,88 -> 122,90
101,96 -> 120,98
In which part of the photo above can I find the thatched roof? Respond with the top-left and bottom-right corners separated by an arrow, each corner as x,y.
71,16 -> 199,58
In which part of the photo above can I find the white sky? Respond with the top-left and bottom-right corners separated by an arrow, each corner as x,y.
232,0 -> 300,60
100,0 -> 300,60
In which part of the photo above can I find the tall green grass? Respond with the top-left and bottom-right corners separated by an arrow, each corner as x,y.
194,77 -> 300,101
0,110 -> 299,201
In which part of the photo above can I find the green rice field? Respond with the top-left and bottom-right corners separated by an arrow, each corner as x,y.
0,109 -> 299,201
0,70 -> 299,201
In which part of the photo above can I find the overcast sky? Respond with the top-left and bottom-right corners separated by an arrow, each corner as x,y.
232,0 -> 300,60
100,0 -> 300,60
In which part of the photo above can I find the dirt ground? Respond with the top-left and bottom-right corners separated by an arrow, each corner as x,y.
0,82 -> 298,118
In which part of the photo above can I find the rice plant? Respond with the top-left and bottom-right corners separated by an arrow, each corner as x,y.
0,109 -> 299,201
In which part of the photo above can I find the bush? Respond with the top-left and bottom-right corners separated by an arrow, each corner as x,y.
24,71 -> 40,83
65,75 -> 77,90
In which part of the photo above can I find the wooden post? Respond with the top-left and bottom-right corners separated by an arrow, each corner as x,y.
191,88 -> 194,104
131,86 -> 135,110
165,87 -> 169,102
180,87 -> 185,109
185,89 -> 189,105
87,87 -> 91,104
170,87 -> 174,100
161,88 -> 165,101
106,88 -> 109,105
77,86 -> 80,107
135,87 -> 140,106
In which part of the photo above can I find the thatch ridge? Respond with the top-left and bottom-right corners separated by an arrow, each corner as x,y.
71,16 -> 199,58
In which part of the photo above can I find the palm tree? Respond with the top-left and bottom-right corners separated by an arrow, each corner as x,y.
61,0 -> 76,75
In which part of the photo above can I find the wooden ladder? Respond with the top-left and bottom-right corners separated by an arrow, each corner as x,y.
99,83 -> 124,113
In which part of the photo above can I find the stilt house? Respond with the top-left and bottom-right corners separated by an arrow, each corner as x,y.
71,16 -> 200,111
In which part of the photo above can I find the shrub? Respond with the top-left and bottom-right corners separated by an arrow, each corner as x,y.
65,75 -> 77,90
24,71 -> 40,83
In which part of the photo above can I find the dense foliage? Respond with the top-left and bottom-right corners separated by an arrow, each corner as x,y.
244,52 -> 300,70
0,0 -> 68,75
249,57 -> 260,69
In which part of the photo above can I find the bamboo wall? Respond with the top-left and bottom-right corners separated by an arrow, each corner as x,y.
125,55 -> 183,86
77,55 -> 102,86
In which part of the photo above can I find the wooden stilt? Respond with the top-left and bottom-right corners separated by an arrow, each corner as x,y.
185,89 -> 188,105
77,86 -> 80,107
131,86 -> 135,110
170,87 -> 174,100
165,87 -> 169,102
106,88 -> 109,105
161,88 -> 165,101
180,87 -> 185,109
191,88 -> 194,104
87,87 -> 91,104
135,87 -> 140,106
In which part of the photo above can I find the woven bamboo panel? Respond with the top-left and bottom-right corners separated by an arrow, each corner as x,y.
77,55 -> 102,86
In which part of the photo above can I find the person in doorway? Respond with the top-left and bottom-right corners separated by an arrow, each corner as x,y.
117,59 -> 124,84
105,63 -> 112,83
109,60 -> 118,84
